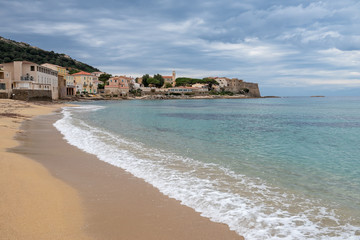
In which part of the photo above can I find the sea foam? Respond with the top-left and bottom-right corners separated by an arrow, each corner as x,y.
54,105 -> 359,240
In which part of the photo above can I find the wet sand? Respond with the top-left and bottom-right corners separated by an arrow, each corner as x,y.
11,106 -> 244,239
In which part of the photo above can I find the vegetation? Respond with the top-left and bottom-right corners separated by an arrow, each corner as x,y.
175,77 -> 219,87
164,82 -> 173,88
141,73 -> 164,88
129,89 -> 142,96
0,36 -> 100,73
141,74 -> 150,87
98,73 -> 112,89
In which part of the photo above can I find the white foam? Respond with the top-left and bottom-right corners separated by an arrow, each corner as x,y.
54,106 -> 360,240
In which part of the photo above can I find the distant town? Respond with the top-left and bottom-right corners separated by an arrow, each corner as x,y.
0,61 -> 261,101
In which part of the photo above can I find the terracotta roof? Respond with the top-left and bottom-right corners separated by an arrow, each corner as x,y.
72,71 -> 92,76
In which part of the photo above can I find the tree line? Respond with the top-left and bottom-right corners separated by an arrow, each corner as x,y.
0,37 -> 99,73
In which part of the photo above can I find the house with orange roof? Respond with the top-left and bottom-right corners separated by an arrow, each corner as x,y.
72,71 -> 98,94
105,75 -> 133,96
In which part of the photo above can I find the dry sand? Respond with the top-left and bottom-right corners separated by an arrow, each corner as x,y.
1,99 -> 244,240
0,99 -> 90,240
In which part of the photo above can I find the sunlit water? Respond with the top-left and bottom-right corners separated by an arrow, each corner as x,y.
54,97 -> 360,239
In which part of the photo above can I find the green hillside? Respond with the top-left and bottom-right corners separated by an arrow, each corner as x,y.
0,36 -> 99,73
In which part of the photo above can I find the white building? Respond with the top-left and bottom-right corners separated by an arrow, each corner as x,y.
2,61 -> 59,99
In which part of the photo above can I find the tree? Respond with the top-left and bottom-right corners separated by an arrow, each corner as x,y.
164,82 -> 173,88
147,77 -> 160,87
142,74 -> 150,87
153,74 -> 164,88
69,69 -> 80,75
98,73 -> 112,84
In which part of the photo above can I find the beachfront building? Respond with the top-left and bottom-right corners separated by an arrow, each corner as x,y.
168,86 -> 208,95
0,66 -> 11,98
92,74 -> 100,89
72,71 -> 98,94
91,72 -> 103,89
214,77 -> 261,97
226,78 -> 244,92
65,74 -> 76,96
105,76 -> 132,96
163,71 -> 176,87
192,83 -> 208,89
1,61 -> 59,99
214,77 -> 229,89
41,63 -> 76,98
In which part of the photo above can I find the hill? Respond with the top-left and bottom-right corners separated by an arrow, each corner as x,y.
0,36 -> 99,73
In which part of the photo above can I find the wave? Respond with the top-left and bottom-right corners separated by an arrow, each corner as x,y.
54,105 -> 359,240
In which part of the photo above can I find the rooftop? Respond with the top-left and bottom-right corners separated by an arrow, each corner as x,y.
72,71 -> 92,76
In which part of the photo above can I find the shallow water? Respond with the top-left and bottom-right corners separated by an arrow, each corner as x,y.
54,97 -> 360,239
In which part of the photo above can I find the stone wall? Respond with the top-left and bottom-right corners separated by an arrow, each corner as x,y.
0,92 -> 9,99
239,82 -> 261,98
11,89 -> 52,101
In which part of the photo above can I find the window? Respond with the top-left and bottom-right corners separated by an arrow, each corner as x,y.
0,83 -> 6,90
30,66 -> 35,71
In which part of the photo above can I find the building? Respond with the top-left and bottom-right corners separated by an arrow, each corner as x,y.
168,86 -> 208,95
41,63 -> 67,76
163,71 -> 176,87
1,61 -> 58,100
225,78 -> 244,92
91,72 -> 102,89
0,66 -> 11,98
191,83 -> 208,89
91,71 -> 104,77
72,71 -> 98,94
214,77 -> 229,89
105,76 -> 132,96
41,63 -> 76,98
65,74 -> 76,96
214,77 -> 261,97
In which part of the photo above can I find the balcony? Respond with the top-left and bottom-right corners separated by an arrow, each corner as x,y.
20,75 -> 34,81
83,83 -> 88,87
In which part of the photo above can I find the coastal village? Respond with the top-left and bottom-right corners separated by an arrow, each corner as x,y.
0,60 -> 261,101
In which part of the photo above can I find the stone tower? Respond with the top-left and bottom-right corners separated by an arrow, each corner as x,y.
172,70 -> 176,86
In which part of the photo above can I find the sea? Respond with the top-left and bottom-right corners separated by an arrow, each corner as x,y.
54,97 -> 360,239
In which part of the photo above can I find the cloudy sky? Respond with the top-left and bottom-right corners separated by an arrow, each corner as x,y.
1,0 -> 360,96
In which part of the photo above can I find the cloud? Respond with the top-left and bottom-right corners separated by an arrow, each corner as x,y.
1,0 -> 360,95
318,48 -> 360,67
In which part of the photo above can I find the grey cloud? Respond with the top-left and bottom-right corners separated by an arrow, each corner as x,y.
0,0 -> 360,95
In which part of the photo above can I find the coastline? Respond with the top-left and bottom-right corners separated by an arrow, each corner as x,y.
0,99 -> 90,240
2,99 -> 244,239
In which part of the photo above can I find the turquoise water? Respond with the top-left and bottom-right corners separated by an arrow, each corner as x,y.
55,97 -> 360,239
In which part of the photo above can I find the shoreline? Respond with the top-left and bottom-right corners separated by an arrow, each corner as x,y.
61,93 -> 270,102
2,99 -> 244,239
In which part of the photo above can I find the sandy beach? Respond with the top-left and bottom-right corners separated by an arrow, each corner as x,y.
1,99 -> 244,240
0,99 -> 89,240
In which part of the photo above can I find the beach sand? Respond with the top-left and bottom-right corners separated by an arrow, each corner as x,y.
1,99 -> 244,240
0,99 -> 90,240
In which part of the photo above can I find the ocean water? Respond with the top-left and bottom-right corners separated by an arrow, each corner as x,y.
54,97 -> 360,239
